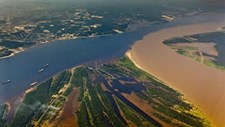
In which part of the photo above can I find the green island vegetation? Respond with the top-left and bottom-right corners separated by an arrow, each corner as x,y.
164,31 -> 225,71
0,56 -> 212,127
0,104 -> 9,127
169,45 -> 225,70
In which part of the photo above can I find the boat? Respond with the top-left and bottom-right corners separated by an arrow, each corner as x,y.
30,82 -> 38,86
43,63 -> 49,68
38,68 -> 44,73
37,63 -> 49,73
2,80 -> 10,84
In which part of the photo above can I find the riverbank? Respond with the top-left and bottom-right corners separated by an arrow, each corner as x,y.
128,13 -> 225,126
0,53 -> 15,60
4,57 -> 210,126
0,34 -> 115,60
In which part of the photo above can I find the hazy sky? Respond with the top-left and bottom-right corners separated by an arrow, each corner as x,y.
202,0 -> 225,4
0,0 -> 201,2
201,0 -> 225,7
0,0 -> 224,7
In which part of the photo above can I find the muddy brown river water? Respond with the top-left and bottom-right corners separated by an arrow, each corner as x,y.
129,13 -> 225,126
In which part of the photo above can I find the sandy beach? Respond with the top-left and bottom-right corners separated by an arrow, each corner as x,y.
128,14 -> 225,126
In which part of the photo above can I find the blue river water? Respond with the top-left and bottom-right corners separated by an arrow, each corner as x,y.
0,14 -> 221,104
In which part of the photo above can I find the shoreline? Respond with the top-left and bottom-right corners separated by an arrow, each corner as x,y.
0,33 -> 117,60
129,14 -> 225,126
0,53 -> 15,60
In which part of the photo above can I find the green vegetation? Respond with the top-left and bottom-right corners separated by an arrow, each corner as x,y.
71,67 -> 88,101
11,71 -> 72,127
50,71 -> 72,95
0,41 -> 35,49
164,31 -> 225,71
170,45 -> 225,71
115,97 -> 155,127
11,79 -> 53,127
103,56 -> 211,126
2,56 -> 212,127
0,49 -> 13,57
24,79 -> 53,105
0,104 -> 8,127
0,41 -> 35,58
73,68 -> 126,127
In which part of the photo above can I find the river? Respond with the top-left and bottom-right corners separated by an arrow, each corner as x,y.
0,13 -> 223,122
129,13 -> 225,126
